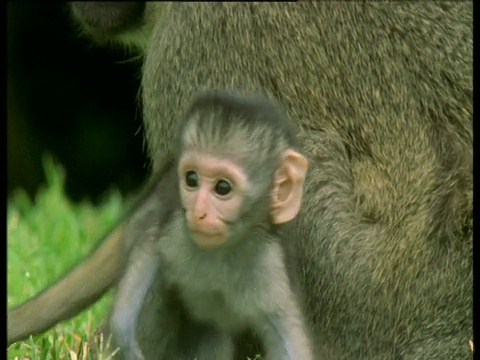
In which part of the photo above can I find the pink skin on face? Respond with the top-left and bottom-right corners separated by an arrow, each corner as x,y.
178,152 -> 248,248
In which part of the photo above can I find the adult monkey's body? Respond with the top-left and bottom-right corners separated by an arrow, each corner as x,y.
8,2 -> 473,359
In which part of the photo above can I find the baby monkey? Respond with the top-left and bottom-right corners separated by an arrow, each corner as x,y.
110,90 -> 312,360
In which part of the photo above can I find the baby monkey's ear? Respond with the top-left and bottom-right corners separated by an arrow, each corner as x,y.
270,149 -> 309,224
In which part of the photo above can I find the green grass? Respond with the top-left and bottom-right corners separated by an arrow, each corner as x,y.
7,157 -> 126,359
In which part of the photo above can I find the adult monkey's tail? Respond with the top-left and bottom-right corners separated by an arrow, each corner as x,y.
7,223 -> 128,345
8,156 -> 175,345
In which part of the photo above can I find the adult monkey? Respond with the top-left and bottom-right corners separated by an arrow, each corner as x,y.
8,2 -> 473,359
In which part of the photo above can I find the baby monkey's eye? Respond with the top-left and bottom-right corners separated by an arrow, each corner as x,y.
185,171 -> 199,188
215,179 -> 233,196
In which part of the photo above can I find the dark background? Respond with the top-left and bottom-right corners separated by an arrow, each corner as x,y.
7,3 -> 148,204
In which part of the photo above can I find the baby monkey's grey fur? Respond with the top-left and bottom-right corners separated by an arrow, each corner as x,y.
110,91 -> 313,360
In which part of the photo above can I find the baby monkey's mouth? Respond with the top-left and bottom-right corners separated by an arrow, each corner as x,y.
189,229 -> 227,249
190,229 -> 222,238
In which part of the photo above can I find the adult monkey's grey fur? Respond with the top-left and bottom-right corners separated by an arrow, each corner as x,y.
8,2 -> 472,359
